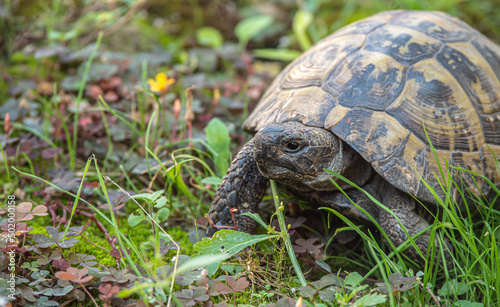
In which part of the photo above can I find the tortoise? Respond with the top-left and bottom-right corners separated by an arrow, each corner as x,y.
207,10 -> 500,260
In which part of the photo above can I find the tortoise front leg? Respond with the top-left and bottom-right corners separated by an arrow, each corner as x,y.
380,188 -> 451,262
311,184 -> 450,263
207,139 -> 269,236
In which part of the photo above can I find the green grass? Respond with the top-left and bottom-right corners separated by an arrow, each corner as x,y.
323,167 -> 500,306
2,0 -> 500,306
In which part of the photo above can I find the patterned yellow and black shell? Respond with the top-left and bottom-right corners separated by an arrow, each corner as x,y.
244,10 -> 500,204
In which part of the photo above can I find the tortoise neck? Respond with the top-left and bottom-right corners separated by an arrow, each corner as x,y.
330,140 -> 375,190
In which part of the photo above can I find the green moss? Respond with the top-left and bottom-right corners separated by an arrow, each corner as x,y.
27,213 -> 115,267
165,226 -> 197,256
27,210 -> 197,272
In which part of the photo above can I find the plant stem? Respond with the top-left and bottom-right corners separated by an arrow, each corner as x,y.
80,233 -> 110,253
270,179 -> 307,286
79,282 -> 99,307
71,32 -> 103,170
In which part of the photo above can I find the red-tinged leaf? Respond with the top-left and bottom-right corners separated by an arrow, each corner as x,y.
14,246 -> 27,253
109,286 -> 120,295
99,283 -> 111,294
17,202 -> 32,213
103,91 -> 119,102
224,276 -> 236,288
109,248 -> 121,259
98,202 -> 126,211
18,141 -> 31,154
31,205 -> 49,216
85,182 -> 100,188
234,277 -> 249,291
87,85 -> 103,99
66,267 -> 80,276
52,259 -> 71,270
79,117 -> 93,129
41,148 -> 63,159
1,222 -> 33,235
76,267 -> 88,278
75,275 -> 93,283
99,283 -> 120,297
293,245 -> 307,254
55,271 -> 77,281
15,213 -> 33,222
4,112 -> 11,133
113,203 -> 127,211
293,238 -> 324,257
197,114 -> 212,122
99,76 -> 122,91
215,282 -> 233,294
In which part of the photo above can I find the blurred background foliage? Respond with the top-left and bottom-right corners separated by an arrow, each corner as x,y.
2,0 -> 500,106
2,0 -> 500,60
1,2 -> 500,304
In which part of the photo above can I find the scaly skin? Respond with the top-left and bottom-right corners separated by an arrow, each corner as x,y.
207,122 -> 450,262
378,185 -> 452,262
207,140 -> 269,235
311,181 -> 451,262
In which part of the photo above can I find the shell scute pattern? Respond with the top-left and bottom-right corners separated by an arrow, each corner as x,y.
372,133 -> 427,197
483,145 -> 500,184
243,10 -> 500,201
436,42 -> 500,146
322,50 -> 406,111
451,151 -> 485,194
363,24 -> 442,65
389,11 -> 475,42
331,10 -> 394,38
282,35 -> 366,90
386,59 -> 484,152
472,37 -> 500,83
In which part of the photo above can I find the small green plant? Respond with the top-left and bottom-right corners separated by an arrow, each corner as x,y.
196,27 -> 224,49
2,1 -> 500,305
235,14 -> 274,51
204,117 -> 231,176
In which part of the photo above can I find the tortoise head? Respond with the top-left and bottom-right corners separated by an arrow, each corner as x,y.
253,121 -> 345,191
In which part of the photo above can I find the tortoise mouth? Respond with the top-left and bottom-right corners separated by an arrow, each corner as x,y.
258,164 -> 292,177
257,163 -> 311,182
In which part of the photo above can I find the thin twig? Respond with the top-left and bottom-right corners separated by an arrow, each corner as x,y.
80,233 -> 110,253
422,281 -> 440,307
74,209 -> 111,241
79,282 -> 99,307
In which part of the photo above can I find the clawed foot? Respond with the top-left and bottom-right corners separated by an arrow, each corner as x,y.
206,208 -> 239,233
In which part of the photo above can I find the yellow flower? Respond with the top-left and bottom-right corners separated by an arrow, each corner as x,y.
148,72 -> 175,94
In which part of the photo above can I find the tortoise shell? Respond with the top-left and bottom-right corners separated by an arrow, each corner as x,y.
244,10 -> 500,203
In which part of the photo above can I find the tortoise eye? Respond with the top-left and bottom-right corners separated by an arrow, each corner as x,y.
285,141 -> 301,152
